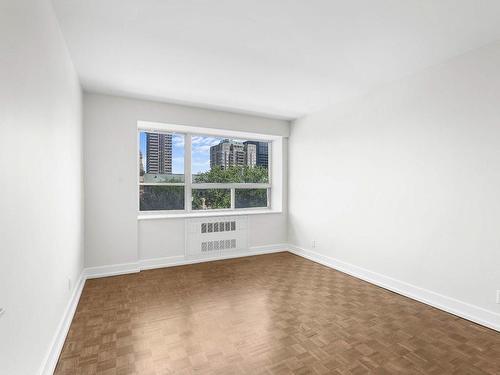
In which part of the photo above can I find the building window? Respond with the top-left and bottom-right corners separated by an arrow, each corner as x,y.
138,125 -> 277,215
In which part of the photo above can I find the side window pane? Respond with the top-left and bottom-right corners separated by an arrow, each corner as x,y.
192,189 -> 231,210
235,189 -> 268,209
192,136 -> 269,183
140,186 -> 184,211
139,131 -> 185,211
139,131 -> 184,183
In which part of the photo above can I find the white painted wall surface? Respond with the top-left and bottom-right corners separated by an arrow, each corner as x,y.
138,211 -> 288,261
83,93 -> 289,268
289,42 -> 500,326
0,1 -> 83,374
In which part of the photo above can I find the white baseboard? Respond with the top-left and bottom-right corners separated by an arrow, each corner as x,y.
85,244 -> 288,277
85,261 -> 140,279
39,271 -> 86,375
288,244 -> 500,332
139,244 -> 287,270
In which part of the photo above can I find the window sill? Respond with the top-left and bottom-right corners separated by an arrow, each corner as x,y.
138,208 -> 282,220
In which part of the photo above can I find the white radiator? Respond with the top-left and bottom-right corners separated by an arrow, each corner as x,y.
185,216 -> 248,259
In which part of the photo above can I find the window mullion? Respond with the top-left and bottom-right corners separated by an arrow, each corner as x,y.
190,183 -> 270,189
230,188 -> 235,209
185,134 -> 192,212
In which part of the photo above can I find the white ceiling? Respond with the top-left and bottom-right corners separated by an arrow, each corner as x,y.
52,0 -> 500,119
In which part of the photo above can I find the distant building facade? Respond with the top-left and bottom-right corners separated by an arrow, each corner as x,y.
210,139 -> 257,169
243,141 -> 268,168
146,133 -> 172,174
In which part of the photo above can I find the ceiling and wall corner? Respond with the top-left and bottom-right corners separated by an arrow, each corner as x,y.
52,0 -> 500,120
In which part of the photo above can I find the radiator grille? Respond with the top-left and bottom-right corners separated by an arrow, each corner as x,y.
186,216 -> 248,259
201,220 -> 237,234
201,239 -> 237,252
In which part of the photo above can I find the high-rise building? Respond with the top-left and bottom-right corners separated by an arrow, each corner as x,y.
243,141 -> 268,168
210,139 -> 257,169
146,133 -> 172,174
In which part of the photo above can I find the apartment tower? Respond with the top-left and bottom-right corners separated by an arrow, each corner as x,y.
210,139 -> 257,169
243,141 -> 268,168
146,133 -> 172,174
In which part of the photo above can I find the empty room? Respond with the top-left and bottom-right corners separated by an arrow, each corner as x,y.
2,0 -> 500,374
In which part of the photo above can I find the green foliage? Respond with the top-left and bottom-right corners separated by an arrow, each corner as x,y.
192,189 -> 231,210
143,173 -> 184,183
140,166 -> 269,211
235,189 -> 267,208
140,186 -> 184,211
191,166 -> 268,209
193,165 -> 268,183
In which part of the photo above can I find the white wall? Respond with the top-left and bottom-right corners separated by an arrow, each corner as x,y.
0,1 -> 83,374
83,93 -> 289,269
289,42 -> 500,328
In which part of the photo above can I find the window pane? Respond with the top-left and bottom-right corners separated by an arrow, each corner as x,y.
140,185 -> 184,211
235,189 -> 268,208
139,132 -> 184,183
192,189 -> 231,210
192,136 -> 269,183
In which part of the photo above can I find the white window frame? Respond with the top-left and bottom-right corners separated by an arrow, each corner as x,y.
137,121 -> 283,219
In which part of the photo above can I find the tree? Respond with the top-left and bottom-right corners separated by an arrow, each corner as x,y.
140,185 -> 184,211
192,189 -> 231,210
140,166 -> 269,211
192,166 -> 268,209
193,165 -> 268,183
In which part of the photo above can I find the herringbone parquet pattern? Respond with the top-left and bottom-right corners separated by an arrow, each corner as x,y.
55,252 -> 500,374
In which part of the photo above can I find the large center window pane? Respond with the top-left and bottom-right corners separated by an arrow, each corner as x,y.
192,136 -> 269,183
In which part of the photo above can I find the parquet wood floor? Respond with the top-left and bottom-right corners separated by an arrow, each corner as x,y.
55,252 -> 500,375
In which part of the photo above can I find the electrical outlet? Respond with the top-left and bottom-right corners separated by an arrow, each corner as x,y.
312,240 -> 316,248
496,290 -> 500,304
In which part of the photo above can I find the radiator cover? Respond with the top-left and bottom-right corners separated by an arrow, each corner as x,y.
185,215 -> 248,259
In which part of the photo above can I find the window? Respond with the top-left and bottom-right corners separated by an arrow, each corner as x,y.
139,132 -> 185,211
138,124 -> 278,215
